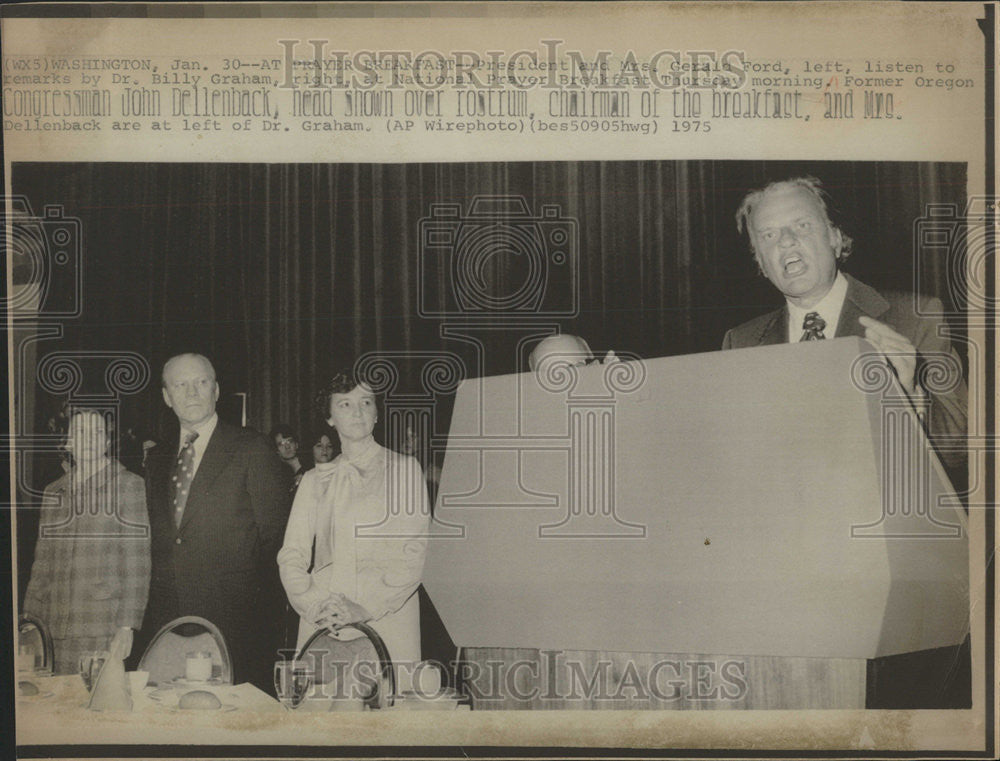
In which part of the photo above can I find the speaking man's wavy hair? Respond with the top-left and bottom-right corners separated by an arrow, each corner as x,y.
735,176 -> 854,270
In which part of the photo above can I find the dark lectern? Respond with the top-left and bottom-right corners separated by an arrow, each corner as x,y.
422,338 -> 969,709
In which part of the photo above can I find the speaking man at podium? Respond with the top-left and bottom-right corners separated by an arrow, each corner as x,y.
721,175 -> 970,708
721,176 -> 967,473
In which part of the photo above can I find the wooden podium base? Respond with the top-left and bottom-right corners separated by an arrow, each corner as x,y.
457,647 -> 866,710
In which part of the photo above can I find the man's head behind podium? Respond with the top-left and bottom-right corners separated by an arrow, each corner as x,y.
528,334 -> 595,372
736,176 -> 854,310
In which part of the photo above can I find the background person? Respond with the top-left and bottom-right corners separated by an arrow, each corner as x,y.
23,410 -> 150,675
271,424 -> 309,493
308,424 -> 338,465
528,334 -> 619,372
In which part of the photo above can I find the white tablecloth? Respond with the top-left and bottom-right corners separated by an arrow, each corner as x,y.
16,673 -> 471,747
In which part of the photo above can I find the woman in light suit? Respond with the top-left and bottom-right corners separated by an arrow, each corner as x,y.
277,371 -> 430,690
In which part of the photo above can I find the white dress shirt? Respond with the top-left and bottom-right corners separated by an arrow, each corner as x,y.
786,272 -> 849,342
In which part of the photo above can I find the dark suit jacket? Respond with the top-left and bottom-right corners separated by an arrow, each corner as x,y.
141,419 -> 291,686
722,273 -> 968,471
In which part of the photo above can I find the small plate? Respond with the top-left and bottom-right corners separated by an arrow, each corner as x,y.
17,690 -> 55,700
168,703 -> 237,713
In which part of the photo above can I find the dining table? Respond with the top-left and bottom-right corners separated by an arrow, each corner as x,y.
15,671 -> 475,748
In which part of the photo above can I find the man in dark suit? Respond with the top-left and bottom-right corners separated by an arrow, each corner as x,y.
722,176 -> 967,471
139,353 -> 290,691
722,177 -> 970,709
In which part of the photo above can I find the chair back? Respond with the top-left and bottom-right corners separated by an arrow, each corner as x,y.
138,616 -> 232,686
296,622 -> 395,710
18,614 -> 54,674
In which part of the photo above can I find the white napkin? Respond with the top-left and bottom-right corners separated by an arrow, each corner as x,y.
87,628 -> 133,712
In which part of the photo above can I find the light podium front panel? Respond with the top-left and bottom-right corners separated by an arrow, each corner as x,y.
422,338 -> 969,660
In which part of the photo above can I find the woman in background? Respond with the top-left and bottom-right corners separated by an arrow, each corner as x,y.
23,410 -> 151,674
271,424 -> 310,494
308,424 -> 337,466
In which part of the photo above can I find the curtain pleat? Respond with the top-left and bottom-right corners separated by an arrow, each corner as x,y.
13,160 -> 967,442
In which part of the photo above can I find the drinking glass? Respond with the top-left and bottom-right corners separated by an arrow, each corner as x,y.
273,660 -> 313,710
17,644 -> 37,673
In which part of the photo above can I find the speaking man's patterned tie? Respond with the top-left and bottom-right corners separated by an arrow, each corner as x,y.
801,312 -> 827,341
173,431 -> 199,528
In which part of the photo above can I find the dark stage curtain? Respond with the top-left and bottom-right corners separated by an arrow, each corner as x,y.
12,160 -> 967,435
12,160 -> 968,598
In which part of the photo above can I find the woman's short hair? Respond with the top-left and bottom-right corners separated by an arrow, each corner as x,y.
62,407 -> 117,460
313,367 -> 376,422
65,407 -> 116,438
